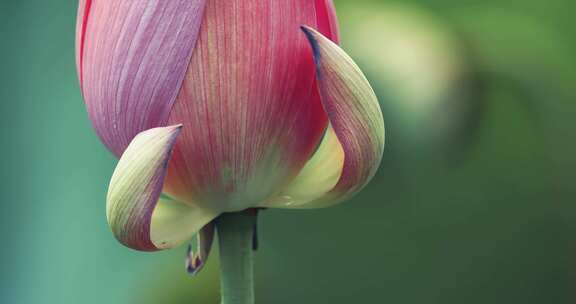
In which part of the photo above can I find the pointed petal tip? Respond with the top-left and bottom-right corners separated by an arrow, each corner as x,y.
164,123 -> 183,134
300,26 -> 321,64
185,244 -> 202,276
165,123 -> 183,138
300,25 -> 313,34
185,223 -> 215,276
185,248 -> 204,276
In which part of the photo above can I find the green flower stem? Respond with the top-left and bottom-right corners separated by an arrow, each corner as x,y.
217,211 -> 257,304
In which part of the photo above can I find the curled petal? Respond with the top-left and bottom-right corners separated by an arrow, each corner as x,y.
264,27 -> 385,209
186,222 -> 215,275
107,125 -> 218,251
79,1 -> 206,156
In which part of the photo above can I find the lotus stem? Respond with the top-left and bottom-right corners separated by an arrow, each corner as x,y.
217,211 -> 257,304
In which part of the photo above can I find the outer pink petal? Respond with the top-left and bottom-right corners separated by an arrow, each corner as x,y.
75,0 -> 92,88
78,1 -> 206,157
164,0 -> 330,210
314,0 -> 340,43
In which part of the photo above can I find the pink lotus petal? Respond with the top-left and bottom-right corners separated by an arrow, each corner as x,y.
75,0 -> 92,90
315,0 -> 340,43
163,0 -> 333,209
78,1 -> 206,157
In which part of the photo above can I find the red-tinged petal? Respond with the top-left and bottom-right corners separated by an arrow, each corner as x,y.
263,27 -> 385,209
106,125 -> 219,251
315,0 -> 340,43
79,1 -> 206,157
75,0 -> 92,89
164,0 -> 329,210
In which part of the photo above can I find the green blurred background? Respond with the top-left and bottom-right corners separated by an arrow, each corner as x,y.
1,0 -> 575,303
